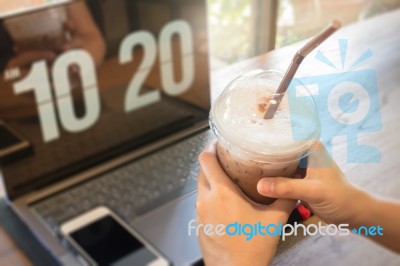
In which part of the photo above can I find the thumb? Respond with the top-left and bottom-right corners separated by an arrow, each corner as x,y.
257,177 -> 317,203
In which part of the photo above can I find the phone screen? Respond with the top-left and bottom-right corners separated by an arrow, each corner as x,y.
70,215 -> 161,266
0,125 -> 21,149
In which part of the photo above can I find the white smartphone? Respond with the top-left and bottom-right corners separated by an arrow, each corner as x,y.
60,206 -> 170,266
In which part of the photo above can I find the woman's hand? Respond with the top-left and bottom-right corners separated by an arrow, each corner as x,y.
257,142 -> 370,226
257,141 -> 400,253
196,142 -> 296,266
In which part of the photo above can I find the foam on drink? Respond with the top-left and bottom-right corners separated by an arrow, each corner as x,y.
210,69 -> 320,204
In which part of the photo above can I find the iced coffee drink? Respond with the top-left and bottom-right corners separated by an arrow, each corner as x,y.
210,70 -> 320,204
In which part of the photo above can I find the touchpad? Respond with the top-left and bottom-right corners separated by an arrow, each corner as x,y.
132,192 -> 201,266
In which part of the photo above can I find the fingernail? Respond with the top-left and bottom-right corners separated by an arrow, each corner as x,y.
257,179 -> 270,194
205,141 -> 216,153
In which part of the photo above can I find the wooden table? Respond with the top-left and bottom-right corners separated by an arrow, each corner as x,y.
1,8 -> 400,266
212,9 -> 400,266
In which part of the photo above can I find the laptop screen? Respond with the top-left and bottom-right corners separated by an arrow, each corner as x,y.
0,0 -> 210,199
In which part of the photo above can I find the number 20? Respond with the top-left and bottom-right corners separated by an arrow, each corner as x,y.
13,20 -> 194,143
120,20 -> 194,112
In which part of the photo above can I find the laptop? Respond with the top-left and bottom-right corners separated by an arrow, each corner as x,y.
0,0 -> 212,264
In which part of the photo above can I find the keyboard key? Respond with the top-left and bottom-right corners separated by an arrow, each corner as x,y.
31,130 -> 215,231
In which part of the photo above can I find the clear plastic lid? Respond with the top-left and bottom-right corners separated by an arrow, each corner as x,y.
210,69 -> 320,161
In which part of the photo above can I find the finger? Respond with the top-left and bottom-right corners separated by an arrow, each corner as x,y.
306,141 -> 335,169
198,142 -> 236,190
197,170 -> 210,200
257,177 -> 318,203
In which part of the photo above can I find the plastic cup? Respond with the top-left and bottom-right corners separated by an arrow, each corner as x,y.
4,6 -> 67,52
209,69 -> 320,204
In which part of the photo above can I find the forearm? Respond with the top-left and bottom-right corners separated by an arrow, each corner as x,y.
217,250 -> 274,266
350,191 -> 400,253
201,235 -> 279,266
82,35 -> 105,67
67,1 -> 106,67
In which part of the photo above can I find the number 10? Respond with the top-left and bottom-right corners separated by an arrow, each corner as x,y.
13,50 -> 100,143
12,19 -> 194,143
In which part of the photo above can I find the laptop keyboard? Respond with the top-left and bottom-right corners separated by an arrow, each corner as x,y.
31,129 -> 215,234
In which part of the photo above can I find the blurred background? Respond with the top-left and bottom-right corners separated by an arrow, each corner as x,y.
1,0 -> 400,69
208,0 -> 400,69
